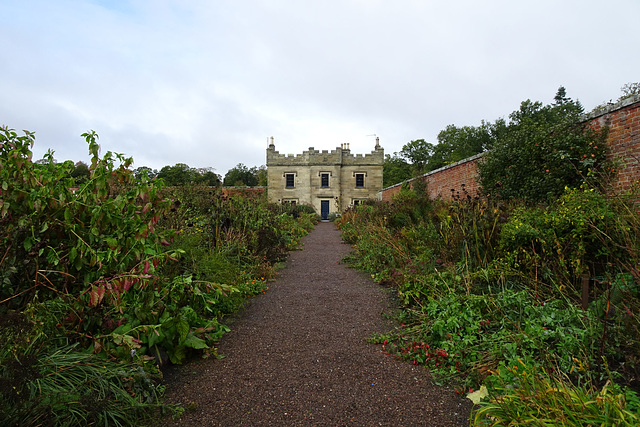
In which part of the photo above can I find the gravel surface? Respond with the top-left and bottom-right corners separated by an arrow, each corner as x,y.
161,221 -> 472,426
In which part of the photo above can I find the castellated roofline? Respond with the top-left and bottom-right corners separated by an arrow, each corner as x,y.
266,144 -> 384,167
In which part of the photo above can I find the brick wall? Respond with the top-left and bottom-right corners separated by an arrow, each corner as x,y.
586,95 -> 640,193
379,97 -> 640,202
379,153 -> 484,202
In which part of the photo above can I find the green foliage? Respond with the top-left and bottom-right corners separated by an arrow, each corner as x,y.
383,152 -> 412,187
400,139 -> 435,175
474,360 -> 640,426
70,161 -> 91,184
0,127 -> 173,308
431,122 -> 496,170
222,163 -> 259,187
479,91 -> 608,203
157,163 -> 220,186
339,173 -> 640,422
394,122 -> 496,179
373,278 -> 606,391
133,166 -> 158,181
0,306 -> 176,425
498,186 -> 620,291
0,126 -> 315,425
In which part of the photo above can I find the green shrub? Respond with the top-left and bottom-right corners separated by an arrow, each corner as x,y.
474,360 -> 640,426
479,96 -> 608,203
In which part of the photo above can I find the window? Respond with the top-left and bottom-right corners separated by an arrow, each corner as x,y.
282,199 -> 297,205
355,173 -> 365,188
321,173 -> 329,188
285,173 -> 295,188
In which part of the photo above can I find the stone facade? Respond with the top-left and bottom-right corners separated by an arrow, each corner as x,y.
266,137 -> 384,218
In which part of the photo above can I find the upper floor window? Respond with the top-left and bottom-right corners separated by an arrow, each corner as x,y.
321,173 -> 330,188
355,173 -> 365,188
285,173 -> 295,188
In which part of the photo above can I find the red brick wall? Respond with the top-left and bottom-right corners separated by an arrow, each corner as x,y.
379,97 -> 640,202
587,96 -> 640,193
380,154 -> 484,202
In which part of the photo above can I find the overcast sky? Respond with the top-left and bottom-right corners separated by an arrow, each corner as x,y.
2,0 -> 638,177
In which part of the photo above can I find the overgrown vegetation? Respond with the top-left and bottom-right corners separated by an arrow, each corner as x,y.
339,93 -> 640,425
0,126 -> 317,425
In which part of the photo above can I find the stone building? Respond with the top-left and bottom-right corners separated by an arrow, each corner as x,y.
266,137 -> 384,219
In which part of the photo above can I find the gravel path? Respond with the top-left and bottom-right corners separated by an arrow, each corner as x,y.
162,221 -> 472,426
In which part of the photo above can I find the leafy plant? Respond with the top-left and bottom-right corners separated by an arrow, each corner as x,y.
474,360 -> 640,426
0,127 -> 317,425
479,91 -> 608,203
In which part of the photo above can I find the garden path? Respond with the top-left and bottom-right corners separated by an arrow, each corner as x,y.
162,221 -> 472,426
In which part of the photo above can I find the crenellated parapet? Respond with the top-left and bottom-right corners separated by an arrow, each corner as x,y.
266,144 -> 384,167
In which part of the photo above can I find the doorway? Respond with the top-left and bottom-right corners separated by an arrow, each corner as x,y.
320,200 -> 330,220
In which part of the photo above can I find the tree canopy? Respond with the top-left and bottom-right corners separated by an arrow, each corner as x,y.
383,153 -> 412,187
156,163 -> 221,186
223,163 -> 259,187
383,122 -> 496,187
478,88 -> 608,203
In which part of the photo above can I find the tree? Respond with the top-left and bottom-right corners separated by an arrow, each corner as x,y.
399,139 -> 434,175
223,163 -> 258,187
70,161 -> 90,184
194,167 -> 221,186
431,122 -> 496,171
619,82 -> 640,100
256,165 -> 268,187
553,86 -> 570,105
383,153 -> 412,187
133,166 -> 158,181
157,163 -> 195,186
479,89 -> 607,203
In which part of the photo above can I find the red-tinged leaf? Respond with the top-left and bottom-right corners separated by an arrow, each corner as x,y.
142,202 -> 152,213
123,279 -> 132,291
154,329 -> 160,336
143,260 -> 150,274
89,284 -> 106,307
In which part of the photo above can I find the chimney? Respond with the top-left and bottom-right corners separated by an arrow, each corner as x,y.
375,136 -> 380,149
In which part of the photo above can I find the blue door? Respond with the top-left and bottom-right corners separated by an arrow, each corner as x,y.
320,200 -> 330,220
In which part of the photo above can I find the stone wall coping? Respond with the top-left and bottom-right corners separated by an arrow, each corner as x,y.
584,95 -> 640,120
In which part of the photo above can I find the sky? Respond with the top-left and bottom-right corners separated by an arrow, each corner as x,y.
1,0 -> 639,178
